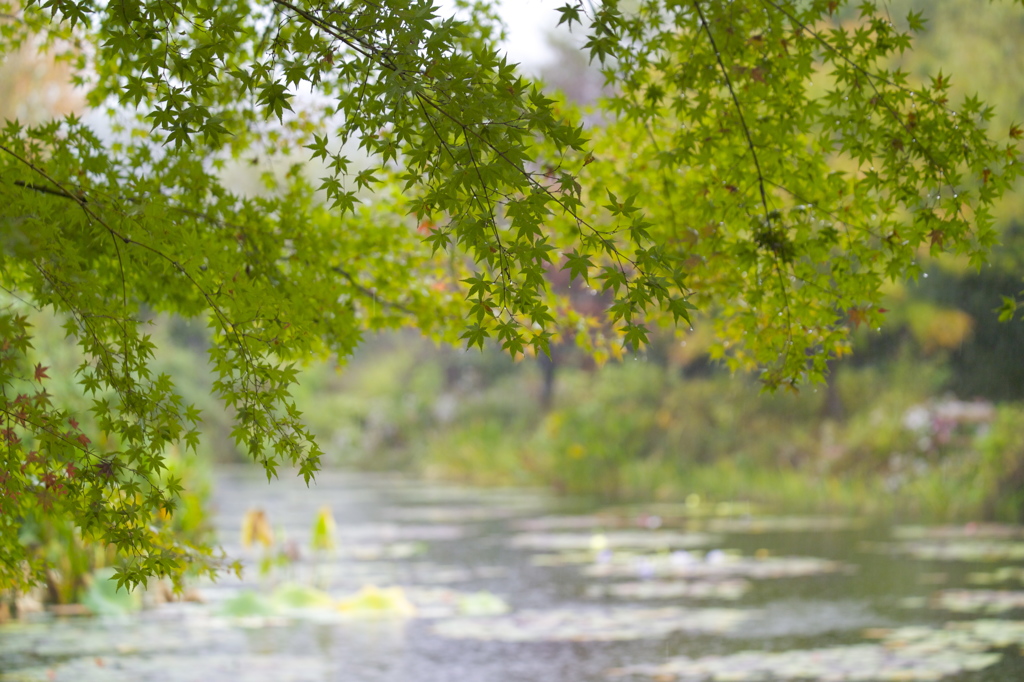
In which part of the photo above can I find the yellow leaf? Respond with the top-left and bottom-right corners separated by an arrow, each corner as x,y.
241,509 -> 274,549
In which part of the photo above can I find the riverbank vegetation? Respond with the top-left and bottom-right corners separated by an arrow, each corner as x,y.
287,326 -> 1024,523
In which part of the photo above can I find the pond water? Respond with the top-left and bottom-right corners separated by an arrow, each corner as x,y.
4,468 -> 1024,681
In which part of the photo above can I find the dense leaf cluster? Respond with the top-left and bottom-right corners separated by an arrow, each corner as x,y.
561,0 -> 1020,385
0,0 -> 1019,589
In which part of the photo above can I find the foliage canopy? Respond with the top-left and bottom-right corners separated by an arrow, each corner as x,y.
0,0 -> 1020,591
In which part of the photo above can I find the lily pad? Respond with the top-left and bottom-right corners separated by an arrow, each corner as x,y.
202,582 -> 511,626
409,561 -> 506,584
529,550 -> 610,566
583,552 -> 847,580
298,560 -> 506,588
510,515 -> 609,531
270,583 -> 335,610
0,620 -> 207,659
219,591 -> 278,619
455,591 -> 510,616
531,548 -> 737,568
870,619 -> 1024,650
893,524 -> 1024,540
609,643 -> 1000,680
615,619 -> 1024,680
877,539 -> 1024,562
585,579 -> 751,600
0,654 -> 330,682
343,541 -> 426,560
927,589 -> 1024,614
968,566 -> 1024,585
335,585 -> 417,617
704,516 -> 864,534
510,531 -> 720,551
336,523 -> 468,541
401,587 -> 510,617
432,606 -> 755,641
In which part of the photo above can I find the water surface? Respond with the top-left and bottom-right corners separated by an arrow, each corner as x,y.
3,468 -> 1024,681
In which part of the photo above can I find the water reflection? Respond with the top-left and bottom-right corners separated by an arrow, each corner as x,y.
3,468 -> 1024,681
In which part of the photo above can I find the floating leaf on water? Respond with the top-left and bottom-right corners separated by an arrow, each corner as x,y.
456,592 -> 510,616
509,531 -> 720,552
609,642 -> 1001,680
704,515 -> 864,534
968,566 -> 1024,585
406,564 -> 474,584
926,589 -> 1024,614
0,620 -> 207,659
159,583 -> 502,625
873,539 -> 1024,562
432,606 -> 755,641
367,586 -> 511,618
582,552 -> 847,580
335,585 -> 417,617
0,654 -> 331,682
219,591 -> 278,619
337,523 -> 468,542
306,560 -> 506,587
900,596 -> 930,609
531,548 -> 731,568
511,515 -> 608,532
530,550 -> 596,567
344,541 -> 426,561
585,579 -> 751,601
866,619 -> 1024,653
893,524 -> 1024,540
271,583 -> 335,610
402,562 -> 507,584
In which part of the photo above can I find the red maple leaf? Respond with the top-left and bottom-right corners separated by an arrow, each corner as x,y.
33,364 -> 49,382
76,433 -> 91,447
69,417 -> 80,430
847,307 -> 868,328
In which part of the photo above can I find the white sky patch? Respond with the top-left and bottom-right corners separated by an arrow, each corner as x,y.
495,0 -> 564,74
81,1 -> 572,152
